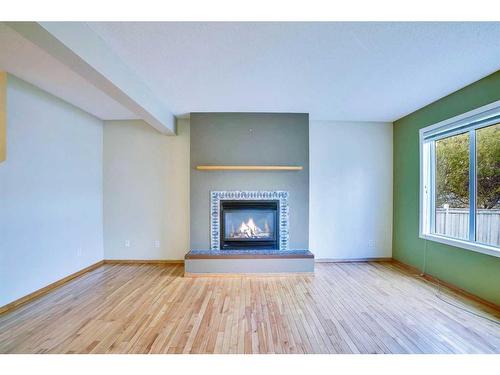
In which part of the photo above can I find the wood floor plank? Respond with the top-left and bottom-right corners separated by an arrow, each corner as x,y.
0,262 -> 499,354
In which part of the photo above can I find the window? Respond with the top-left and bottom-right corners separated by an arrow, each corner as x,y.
434,132 -> 470,240
476,124 -> 500,247
420,101 -> 500,257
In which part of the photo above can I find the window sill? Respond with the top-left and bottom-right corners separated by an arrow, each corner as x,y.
419,233 -> 500,258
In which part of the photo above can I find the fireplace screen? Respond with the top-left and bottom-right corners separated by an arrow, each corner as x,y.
224,209 -> 276,241
220,200 -> 279,249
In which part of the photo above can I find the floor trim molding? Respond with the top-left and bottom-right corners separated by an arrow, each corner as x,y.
315,257 -> 392,263
0,260 -> 104,315
104,259 -> 184,264
391,259 -> 500,312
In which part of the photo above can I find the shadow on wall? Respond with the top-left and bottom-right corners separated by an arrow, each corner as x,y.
103,119 -> 190,261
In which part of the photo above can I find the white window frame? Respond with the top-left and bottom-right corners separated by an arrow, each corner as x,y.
419,100 -> 500,258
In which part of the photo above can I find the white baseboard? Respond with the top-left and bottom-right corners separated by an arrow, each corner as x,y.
315,257 -> 392,263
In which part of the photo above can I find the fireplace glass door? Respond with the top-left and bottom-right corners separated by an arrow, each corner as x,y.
220,200 -> 279,249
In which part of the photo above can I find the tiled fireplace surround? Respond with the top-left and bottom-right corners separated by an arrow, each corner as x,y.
209,190 -> 290,251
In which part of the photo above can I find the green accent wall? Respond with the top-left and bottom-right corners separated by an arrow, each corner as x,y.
393,70 -> 500,306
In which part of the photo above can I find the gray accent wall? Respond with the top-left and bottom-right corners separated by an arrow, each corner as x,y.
190,113 -> 309,250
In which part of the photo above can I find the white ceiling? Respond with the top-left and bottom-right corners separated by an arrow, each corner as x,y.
2,22 -> 500,122
87,22 -> 500,121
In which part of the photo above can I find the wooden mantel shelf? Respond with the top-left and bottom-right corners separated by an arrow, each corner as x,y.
196,165 -> 303,171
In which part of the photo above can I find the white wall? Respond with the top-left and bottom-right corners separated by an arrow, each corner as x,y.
309,121 -> 393,260
103,119 -> 189,260
103,119 -> 391,261
0,75 -> 103,306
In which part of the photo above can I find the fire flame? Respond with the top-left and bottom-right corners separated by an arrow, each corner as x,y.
229,217 -> 271,239
238,217 -> 261,237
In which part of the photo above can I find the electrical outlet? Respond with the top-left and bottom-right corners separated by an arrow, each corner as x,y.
77,248 -> 82,257
368,240 -> 375,248
125,240 -> 131,248
154,240 -> 160,248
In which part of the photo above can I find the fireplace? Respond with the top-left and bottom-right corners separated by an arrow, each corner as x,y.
210,191 -> 289,251
220,200 -> 279,250
186,189 -> 313,274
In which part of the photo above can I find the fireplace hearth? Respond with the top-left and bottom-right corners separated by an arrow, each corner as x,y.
220,200 -> 279,250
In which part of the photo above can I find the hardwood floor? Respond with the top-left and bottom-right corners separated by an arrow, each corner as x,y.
0,262 -> 499,354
